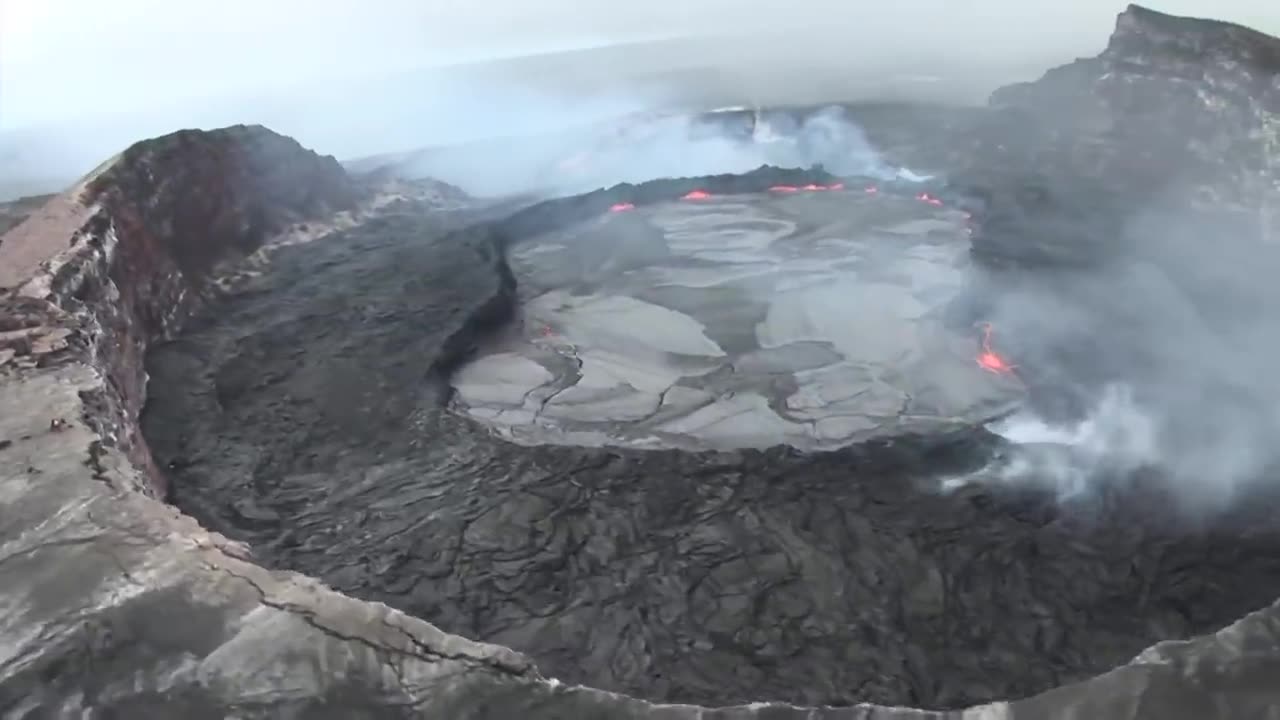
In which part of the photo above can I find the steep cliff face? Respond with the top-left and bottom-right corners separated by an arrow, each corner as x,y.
0,128 -> 545,719
963,4 -> 1280,267
89,126 -> 363,280
1,125 -> 362,496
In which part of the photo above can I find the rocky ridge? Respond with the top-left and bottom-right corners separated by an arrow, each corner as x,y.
0,195 -> 54,239
3,5 -> 1280,719
965,4 -> 1280,267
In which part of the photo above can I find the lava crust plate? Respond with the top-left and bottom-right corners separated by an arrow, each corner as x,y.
452,189 -> 1022,451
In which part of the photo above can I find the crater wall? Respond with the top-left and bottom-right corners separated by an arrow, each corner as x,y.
2,5 -> 1280,718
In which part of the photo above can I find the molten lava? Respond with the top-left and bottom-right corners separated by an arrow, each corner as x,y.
682,190 -> 712,200
609,203 -> 636,212
865,186 -> 879,194
916,192 -> 944,207
976,322 -> 1015,375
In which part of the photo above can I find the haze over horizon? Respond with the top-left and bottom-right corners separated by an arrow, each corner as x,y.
1,0 -> 1277,198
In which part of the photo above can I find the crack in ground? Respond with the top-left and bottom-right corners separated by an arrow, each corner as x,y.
0,536 -> 100,568
215,563 -> 535,681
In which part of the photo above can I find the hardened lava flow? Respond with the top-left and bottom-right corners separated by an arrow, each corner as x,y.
141,167 -> 1280,711
3,5 -> 1278,717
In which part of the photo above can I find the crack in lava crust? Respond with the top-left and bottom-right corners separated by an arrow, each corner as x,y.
141,173 -> 1280,711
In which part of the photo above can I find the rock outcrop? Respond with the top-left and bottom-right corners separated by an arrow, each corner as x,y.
3,6 -> 1280,720
963,4 -> 1280,268
1,125 -> 363,498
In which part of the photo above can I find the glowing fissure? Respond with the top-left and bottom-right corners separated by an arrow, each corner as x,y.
976,322 -> 1015,375
611,183 -> 949,218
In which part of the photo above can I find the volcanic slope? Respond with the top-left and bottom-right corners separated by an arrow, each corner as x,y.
141,171 -> 1280,710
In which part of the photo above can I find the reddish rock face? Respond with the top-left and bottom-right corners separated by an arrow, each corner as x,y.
88,125 -> 363,281
1,124 -> 365,496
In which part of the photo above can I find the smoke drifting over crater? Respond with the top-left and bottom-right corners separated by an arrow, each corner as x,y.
402,106 -> 930,197
964,199 -> 1280,513
6,0 -> 1279,517
4,0 -> 1279,200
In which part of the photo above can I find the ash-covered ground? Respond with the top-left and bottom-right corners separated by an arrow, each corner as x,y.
141,168 -> 1280,710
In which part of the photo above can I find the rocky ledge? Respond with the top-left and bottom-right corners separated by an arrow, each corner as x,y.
4,5 -> 1280,720
967,4 -> 1280,269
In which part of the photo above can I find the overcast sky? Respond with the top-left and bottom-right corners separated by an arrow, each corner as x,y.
0,1 -> 1276,194
3,0 -> 1276,130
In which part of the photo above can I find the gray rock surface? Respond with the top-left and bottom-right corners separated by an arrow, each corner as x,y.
0,195 -> 54,240
455,189 -> 1021,450
964,4 -> 1280,269
5,5 -> 1280,720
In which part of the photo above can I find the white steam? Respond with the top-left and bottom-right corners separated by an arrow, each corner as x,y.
5,0 -> 1279,201
951,203 -> 1280,514
948,385 -> 1159,500
409,105 -> 931,197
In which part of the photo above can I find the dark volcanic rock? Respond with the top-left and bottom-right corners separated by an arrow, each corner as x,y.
89,125 -> 364,278
924,5 -> 1280,430
0,127 -> 521,718
3,125 -> 362,497
141,161 -> 1280,712
7,5 -> 1280,720
961,4 -> 1280,268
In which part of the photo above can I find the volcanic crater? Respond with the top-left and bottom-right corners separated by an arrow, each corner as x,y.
0,3 -> 1234,717
140,156 -> 1280,712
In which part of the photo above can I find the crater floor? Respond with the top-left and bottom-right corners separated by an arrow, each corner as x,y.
141,189 -> 1280,711
454,191 -> 1022,450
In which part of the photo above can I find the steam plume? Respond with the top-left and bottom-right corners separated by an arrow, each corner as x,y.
956,201 -> 1280,514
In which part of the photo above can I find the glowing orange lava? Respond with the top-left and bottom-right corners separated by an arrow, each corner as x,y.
682,190 -> 712,200
609,202 -> 636,212
916,192 -> 944,207
770,185 -> 800,193
865,186 -> 879,194
975,322 -> 1016,375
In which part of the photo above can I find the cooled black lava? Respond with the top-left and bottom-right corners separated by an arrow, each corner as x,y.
141,170 -> 1280,710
